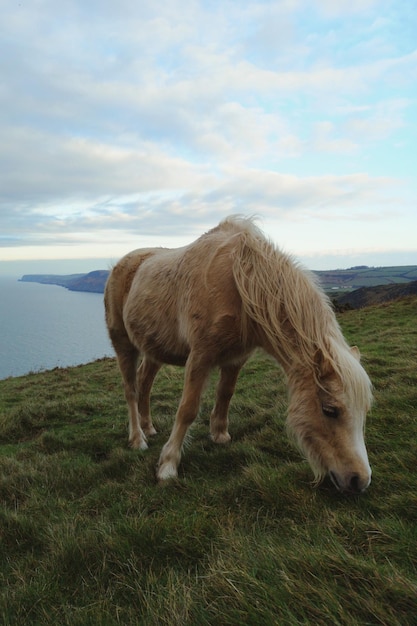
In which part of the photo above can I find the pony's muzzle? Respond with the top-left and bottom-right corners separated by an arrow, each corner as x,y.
330,470 -> 371,494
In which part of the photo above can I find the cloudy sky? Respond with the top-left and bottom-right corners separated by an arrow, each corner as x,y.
1,0 -> 416,275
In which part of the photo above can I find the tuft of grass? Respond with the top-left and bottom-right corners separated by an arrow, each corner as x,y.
1,299 -> 417,624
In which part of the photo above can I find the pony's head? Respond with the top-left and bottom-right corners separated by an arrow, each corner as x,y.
286,345 -> 373,494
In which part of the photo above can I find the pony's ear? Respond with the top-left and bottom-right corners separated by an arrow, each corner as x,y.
314,348 -> 333,379
350,345 -> 361,361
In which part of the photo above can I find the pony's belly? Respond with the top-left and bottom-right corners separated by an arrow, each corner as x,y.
145,346 -> 188,367
127,323 -> 190,366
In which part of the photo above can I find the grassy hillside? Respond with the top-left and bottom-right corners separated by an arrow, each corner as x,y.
1,297 -> 417,625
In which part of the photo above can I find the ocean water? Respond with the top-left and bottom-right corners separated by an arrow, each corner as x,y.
0,277 -> 114,380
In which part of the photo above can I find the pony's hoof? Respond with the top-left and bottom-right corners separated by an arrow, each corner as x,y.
157,462 -> 178,481
144,426 -> 157,437
211,432 -> 231,444
129,438 -> 148,451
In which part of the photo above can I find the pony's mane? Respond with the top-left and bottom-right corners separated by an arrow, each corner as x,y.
216,216 -> 372,409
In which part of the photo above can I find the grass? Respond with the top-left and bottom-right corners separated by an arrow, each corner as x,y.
0,296 -> 417,625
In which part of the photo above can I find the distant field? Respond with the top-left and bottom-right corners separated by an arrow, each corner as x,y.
1,296 -> 417,625
316,265 -> 417,291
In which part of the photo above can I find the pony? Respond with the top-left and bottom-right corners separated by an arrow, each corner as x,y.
104,216 -> 373,493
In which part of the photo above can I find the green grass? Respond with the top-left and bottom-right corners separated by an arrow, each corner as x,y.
1,297 -> 417,625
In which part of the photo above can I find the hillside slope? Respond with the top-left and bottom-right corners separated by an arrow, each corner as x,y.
0,296 -> 416,624
335,279 -> 417,309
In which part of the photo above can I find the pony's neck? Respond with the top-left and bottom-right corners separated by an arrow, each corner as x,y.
232,226 -> 345,375
261,286 -> 341,374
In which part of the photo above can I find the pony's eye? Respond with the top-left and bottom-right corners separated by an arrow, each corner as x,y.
322,405 -> 339,419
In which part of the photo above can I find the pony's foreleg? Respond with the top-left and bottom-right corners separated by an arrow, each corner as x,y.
137,356 -> 161,437
210,364 -> 241,444
157,358 -> 209,481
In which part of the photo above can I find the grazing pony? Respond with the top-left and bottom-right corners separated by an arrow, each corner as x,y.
105,216 -> 373,493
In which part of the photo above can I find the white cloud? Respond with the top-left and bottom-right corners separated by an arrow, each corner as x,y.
343,98 -> 409,142
312,121 -> 358,154
0,0 -> 416,270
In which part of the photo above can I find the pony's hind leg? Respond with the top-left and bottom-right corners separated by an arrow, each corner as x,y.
112,336 -> 148,451
137,356 -> 161,437
157,356 -> 210,481
210,364 -> 242,444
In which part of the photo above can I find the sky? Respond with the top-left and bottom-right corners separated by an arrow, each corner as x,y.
1,0 -> 416,276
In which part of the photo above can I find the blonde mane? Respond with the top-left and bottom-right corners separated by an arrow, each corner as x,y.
223,217 -> 372,411
224,218 -> 339,365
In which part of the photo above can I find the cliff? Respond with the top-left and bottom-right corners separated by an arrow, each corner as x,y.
20,270 -> 109,293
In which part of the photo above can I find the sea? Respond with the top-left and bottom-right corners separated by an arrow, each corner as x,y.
0,276 -> 114,380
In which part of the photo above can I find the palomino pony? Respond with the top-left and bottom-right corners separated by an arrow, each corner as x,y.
105,216 -> 373,493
